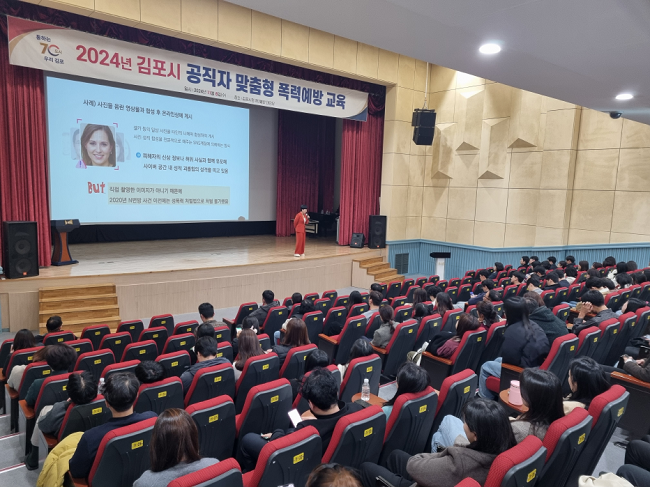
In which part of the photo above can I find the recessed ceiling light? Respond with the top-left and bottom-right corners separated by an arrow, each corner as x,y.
615,93 -> 634,101
479,43 -> 501,54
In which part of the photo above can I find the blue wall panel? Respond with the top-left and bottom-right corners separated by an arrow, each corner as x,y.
387,239 -> 650,281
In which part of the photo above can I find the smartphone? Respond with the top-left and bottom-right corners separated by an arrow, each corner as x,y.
288,409 -> 302,428
375,476 -> 395,487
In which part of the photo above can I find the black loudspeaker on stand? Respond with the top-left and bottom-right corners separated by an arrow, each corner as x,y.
2,221 -> 39,279
350,233 -> 365,248
368,215 -> 386,249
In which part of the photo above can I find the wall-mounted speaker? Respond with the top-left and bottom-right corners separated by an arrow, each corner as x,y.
412,108 -> 436,145
2,221 -> 39,279
368,215 -> 386,249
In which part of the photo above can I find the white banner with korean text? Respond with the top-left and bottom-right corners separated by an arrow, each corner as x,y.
7,16 -> 368,121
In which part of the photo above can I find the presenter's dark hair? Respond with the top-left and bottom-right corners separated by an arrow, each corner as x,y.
80,124 -> 116,167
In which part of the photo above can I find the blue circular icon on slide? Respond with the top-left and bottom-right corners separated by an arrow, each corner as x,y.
136,152 -> 141,158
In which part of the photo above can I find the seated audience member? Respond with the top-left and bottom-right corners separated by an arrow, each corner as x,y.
337,338 -> 374,377
413,303 -> 429,327
616,272 -> 633,289
489,262 -> 504,280
412,288 -> 428,306
618,299 -> 650,356
290,292 -> 303,307
533,265 -> 547,278
558,260 -> 567,270
348,291 -> 364,310
529,256 -> 540,268
434,292 -> 454,317
382,362 -> 429,418
362,291 -> 382,321
565,266 -> 578,285
198,302 -> 218,327
35,315 -> 66,343
275,301 -> 315,344
370,283 -> 383,294
425,285 -> 443,307
26,343 -> 77,407
617,436 -> 650,487
232,315 -> 260,356
468,279 -> 494,305
645,269 -> 650,283
547,256 -> 558,269
233,328 -> 264,381
239,368 -> 363,471
69,372 -> 157,479
8,346 -> 48,391
526,276 -> 543,295
584,275 -> 603,291
572,290 -> 617,335
360,399 -> 516,487
524,292 -> 568,345
471,269 -> 491,285
290,349 -> 329,399
603,256 -> 617,268
135,361 -> 165,384
133,408 -> 217,487
2,329 -> 35,374
510,271 -> 525,287
554,268 -> 571,288
371,305 -> 397,349
565,255 -> 576,267
608,261 -> 628,281
248,289 -> 281,323
592,262 -> 603,271
269,318 -> 310,366
432,368 -> 563,450
427,314 -> 480,359
518,255 -> 530,271
633,272 -> 647,285
627,260 -> 638,272
483,289 -> 500,304
476,301 -> 500,329
479,297 -> 549,400
195,322 -> 216,340
180,337 -> 229,393
25,370 -> 98,470
541,260 -> 552,271
600,277 -> 616,293
306,464 -> 363,487
563,357 -> 610,413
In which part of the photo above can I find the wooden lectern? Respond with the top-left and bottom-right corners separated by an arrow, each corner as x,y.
51,219 -> 80,266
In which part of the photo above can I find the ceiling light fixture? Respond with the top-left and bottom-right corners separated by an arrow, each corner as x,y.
615,93 -> 634,101
479,43 -> 501,54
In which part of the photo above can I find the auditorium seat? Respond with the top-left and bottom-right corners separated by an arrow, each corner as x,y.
360,290 -> 370,302
257,334 -> 271,352
224,303 -> 258,329
169,458 -> 243,487
287,303 -> 301,318
314,297 -> 332,316
385,281 -> 402,301
98,332 -> 132,363
162,332 -> 196,356
391,296 -> 408,309
7,361 -> 51,431
0,338 -> 14,371
604,291 -> 622,311
80,325 -> 111,351
380,386 -> 438,463
457,283 -> 472,302
2,346 -> 43,415
184,363 -> 236,407
116,321 -> 144,343
134,377 -> 184,414
576,326 -> 600,359
74,350 -> 116,382
498,277 -> 511,288
334,295 -> 350,309
431,369 -> 477,434
173,320 -> 199,336
393,305 -> 413,323
399,278 -> 415,296
235,353 -> 280,413
604,311 -> 638,366
590,318 -> 621,365
540,290 -> 556,309
415,276 -> 428,287
553,304 -> 571,323
293,365 -> 341,413
428,275 -> 440,284
322,290 -> 338,303
538,408 -> 592,487
634,306 -> 650,340
610,371 -> 650,438
217,341 -> 234,362
150,313 -> 175,336
318,316 -> 367,365
303,310 -> 324,344
71,416 -> 156,487
339,354 -> 381,403
242,426 -> 321,487
156,350 -> 191,378
348,302 -> 369,319
100,360 -> 139,380
483,436 -> 547,487
502,284 -> 518,301
303,292 -> 319,305
43,331 -> 76,346
214,325 -> 232,344
414,314 -> 442,350
441,309 -> 463,333
121,340 -> 158,362
139,326 -> 168,355
279,344 -> 318,380
404,285 -> 420,303
372,320 -> 419,378
321,405 -> 386,468
437,280 -> 449,292
260,306 -> 289,340
567,283 -> 584,303
421,329 -> 486,390
492,301 -> 505,317
186,396 -> 237,461
282,297 -> 293,309
477,322 -> 506,372
446,286 -> 459,304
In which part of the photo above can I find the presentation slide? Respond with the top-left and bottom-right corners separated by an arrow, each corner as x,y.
46,76 -> 250,224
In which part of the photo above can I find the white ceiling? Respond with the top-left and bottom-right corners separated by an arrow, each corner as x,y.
228,0 -> 650,125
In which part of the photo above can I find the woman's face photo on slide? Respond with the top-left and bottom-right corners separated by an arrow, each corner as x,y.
80,124 -> 116,167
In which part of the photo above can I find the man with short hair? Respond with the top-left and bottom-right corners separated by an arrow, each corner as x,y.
468,279 -> 494,305
565,255 -> 576,267
488,262 -> 504,280
363,291 -> 382,321
518,256 -> 530,271
554,268 -> 571,288
572,290 -> 618,335
529,256 -> 540,268
544,272 -> 562,291
134,360 -> 165,384
527,276 -> 543,295
510,271 -> 525,287
198,303 -> 218,327
180,337 -> 230,392
370,283 -> 383,294
35,315 -> 67,343
547,256 -> 558,270
68,372 -> 157,480
248,290 -> 281,324
472,269 -> 490,285
25,344 -> 77,407
565,266 -> 578,285
533,265 -> 547,278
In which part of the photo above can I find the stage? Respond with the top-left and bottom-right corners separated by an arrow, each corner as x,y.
0,235 -> 382,332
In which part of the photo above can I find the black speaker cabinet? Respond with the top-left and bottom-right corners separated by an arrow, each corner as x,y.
2,221 -> 39,279
350,233 -> 365,248
412,108 -> 436,145
368,215 -> 387,249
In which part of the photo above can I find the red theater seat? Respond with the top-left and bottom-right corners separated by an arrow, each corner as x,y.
173,320 -> 199,336
43,331 -> 76,346
484,436 -> 547,487
74,350 -> 115,382
235,353 -> 279,413
279,344 -> 318,380
116,321 -> 144,343
133,377 -> 184,414
139,326 -> 168,355
431,369 -> 477,434
168,458 -> 243,487
414,314 -> 442,350
150,313 -> 175,335
155,350 -> 191,378
184,362 -> 236,408
186,396 -> 237,461
318,316 -> 367,365
162,333 -> 196,355
121,340 -> 158,362
372,320 -> 419,378
80,325 -> 111,351
98,332 -> 132,364
100,360 -> 139,380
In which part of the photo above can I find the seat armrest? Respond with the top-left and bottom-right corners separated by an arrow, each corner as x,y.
19,399 -> 35,420
372,346 -> 387,356
611,371 -> 650,388
68,472 -> 88,487
422,351 -> 452,365
0,371 -> 5,382
223,318 -> 235,326
501,363 -> 523,374
318,334 -> 338,345
43,433 -> 58,449
5,384 -> 18,399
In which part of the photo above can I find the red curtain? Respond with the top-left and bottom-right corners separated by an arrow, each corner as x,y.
276,110 -> 335,237
338,98 -> 385,245
0,23 -> 50,267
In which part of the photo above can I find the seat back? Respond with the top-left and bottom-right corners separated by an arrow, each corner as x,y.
322,405 -> 386,468
134,377 -> 184,414
156,350 -> 191,378
288,303 -> 301,318
432,369 -> 477,432
503,285 -> 518,301
576,326 -> 601,359
441,309 -> 463,333
323,306 -> 347,334
257,334 -> 271,352
391,296 -> 407,309
0,339 -> 14,371
333,316 -> 367,364
567,283 -> 583,302
428,274 -> 440,284
116,321 -> 144,343
381,387 -> 438,463
484,436 -> 547,487
591,318 -> 620,364
216,341 -> 234,363
184,363 -> 236,407
414,314 -> 443,349
446,286 -> 459,304
339,354 -> 382,403
67,339 -> 94,358
100,360 -> 139,380
74,350 -> 116,382
87,417 -> 156,487
139,327 -> 168,355
43,331 -> 76,346
150,313 -> 175,335
173,320 -> 199,336
81,325 -> 111,351
477,323 -> 506,371
58,395 -> 112,441
565,385 -> 629,487
303,311 -> 324,345
540,335 -> 578,384
236,378 -> 292,439
235,353 -> 280,413
457,284 -> 472,302
34,373 -> 71,417
382,320 -> 419,377
322,290 -> 338,303
98,332 -> 132,364
186,396 -> 237,461
400,278 -> 415,295
394,305 -> 413,323
539,408 -> 593,487
334,295 -> 350,308
314,297 -> 332,316
415,276 -> 428,287
437,280 -> 449,291
449,329 -> 487,375
553,304 -> 570,323
604,291 -> 621,311
282,297 -> 293,309
162,333 -> 196,355
348,303 -> 370,319
246,426 -> 322,487
279,344 -> 318,380
634,306 -> 650,340
168,458 -> 242,487
605,312 -> 638,366
121,340 -> 158,362
260,306 -> 289,339
554,287 -> 569,307
303,292 -> 319,304
385,281 -> 402,300
4,346 -> 42,378
18,362 -> 52,400
404,285 -> 420,303
214,326 -> 232,344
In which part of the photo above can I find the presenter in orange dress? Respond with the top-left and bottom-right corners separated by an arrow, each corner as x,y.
294,205 -> 308,257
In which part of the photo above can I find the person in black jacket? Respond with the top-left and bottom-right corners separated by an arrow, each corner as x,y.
478,297 -> 549,400
572,290 -> 618,335
523,292 -> 568,346
248,290 -> 281,325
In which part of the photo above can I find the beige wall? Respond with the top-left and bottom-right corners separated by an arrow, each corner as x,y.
21,0 -> 650,248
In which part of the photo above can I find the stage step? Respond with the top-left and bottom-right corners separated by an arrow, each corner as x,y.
366,262 -> 390,273
373,269 -> 400,280
379,275 -> 404,283
356,257 -> 384,268
39,294 -> 118,312
39,283 -> 116,300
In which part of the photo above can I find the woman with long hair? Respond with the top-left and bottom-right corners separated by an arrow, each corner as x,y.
435,293 -> 454,317
382,362 -> 429,417
270,318 -> 310,366
428,314 -> 480,359
412,288 -> 428,306
564,357 -> 611,413
371,305 -> 396,348
476,301 -> 500,329
3,329 -> 35,373
77,124 -> 117,168
233,329 -> 264,380
337,338 -> 374,377
307,464 -> 363,487
134,409 -> 217,487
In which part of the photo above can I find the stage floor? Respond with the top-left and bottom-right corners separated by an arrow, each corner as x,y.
34,235 -> 378,279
